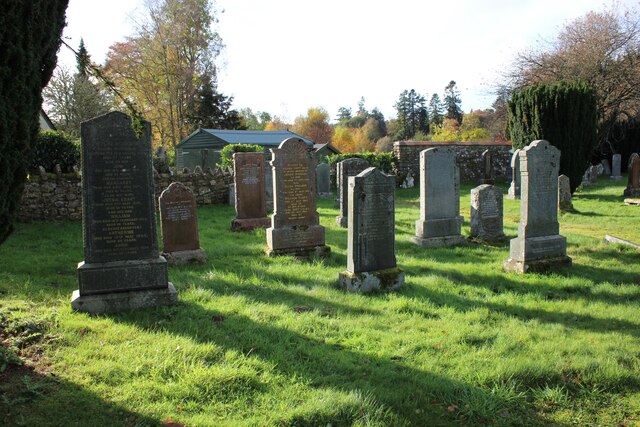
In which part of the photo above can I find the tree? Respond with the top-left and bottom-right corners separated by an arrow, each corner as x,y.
76,38 -> 90,77
239,108 -> 272,130
507,81 -> 598,193
506,4 -> 640,154
394,89 -> 428,140
428,93 -> 444,127
0,0 -> 69,244
336,107 -> 352,125
264,117 -> 290,131
186,72 -> 244,130
331,126 -> 356,153
291,107 -> 334,145
444,81 -> 463,124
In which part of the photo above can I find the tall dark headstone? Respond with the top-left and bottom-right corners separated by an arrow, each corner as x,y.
504,140 -> 572,273
479,149 -> 495,185
412,147 -> 465,247
316,163 -> 332,198
72,112 -> 177,313
611,154 -> 622,180
339,168 -> 404,293
507,149 -> 521,199
266,138 -> 330,258
623,153 -> 640,196
159,182 -> 206,265
470,184 -> 505,242
231,152 -> 270,231
336,158 -> 370,227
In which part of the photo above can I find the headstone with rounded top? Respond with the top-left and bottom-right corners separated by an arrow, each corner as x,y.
231,151 -> 270,231
479,149 -> 495,185
470,184 -> 505,242
623,153 -> 640,196
503,140 -> 572,273
336,158 -> 370,227
558,174 -> 573,211
507,149 -> 521,199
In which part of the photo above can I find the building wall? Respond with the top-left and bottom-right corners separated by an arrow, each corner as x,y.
393,141 -> 513,183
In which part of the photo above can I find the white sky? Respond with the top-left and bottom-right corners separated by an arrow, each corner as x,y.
58,0 -> 634,123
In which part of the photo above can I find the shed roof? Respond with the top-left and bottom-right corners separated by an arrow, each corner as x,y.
177,129 -> 315,148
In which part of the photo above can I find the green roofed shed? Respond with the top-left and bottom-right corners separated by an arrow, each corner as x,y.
175,129 -> 316,170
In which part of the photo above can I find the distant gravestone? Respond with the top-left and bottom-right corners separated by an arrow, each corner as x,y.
581,168 -> 591,187
400,171 -> 415,189
611,154 -> 623,180
601,159 -> 611,176
159,182 -> 206,265
339,167 -> 404,293
623,153 -> 640,196
316,163 -> 332,198
479,149 -> 495,185
336,158 -> 370,227
503,140 -> 572,273
412,147 -> 465,247
72,112 -> 177,313
507,149 -> 521,199
589,164 -> 599,183
266,138 -> 330,258
470,184 -> 505,242
231,152 -> 270,231
558,174 -> 573,211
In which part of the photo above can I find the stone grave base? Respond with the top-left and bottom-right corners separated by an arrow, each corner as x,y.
624,198 -> 640,205
503,255 -> 572,274
71,283 -> 178,314
339,268 -> 405,293
336,215 -> 348,228
623,188 -> 640,197
163,249 -> 207,266
231,217 -> 271,232
77,257 -> 169,295
266,244 -> 330,259
411,234 -> 466,248
317,192 -> 333,199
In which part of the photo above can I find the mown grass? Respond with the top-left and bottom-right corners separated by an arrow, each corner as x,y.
1,176 -> 639,426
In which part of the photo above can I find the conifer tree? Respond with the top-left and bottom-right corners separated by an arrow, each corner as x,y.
444,81 -> 463,124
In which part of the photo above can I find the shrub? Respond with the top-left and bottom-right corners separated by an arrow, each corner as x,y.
327,152 -> 397,174
30,130 -> 80,173
219,143 -> 264,170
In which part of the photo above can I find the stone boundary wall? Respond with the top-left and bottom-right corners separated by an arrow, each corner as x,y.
393,141 -> 513,183
18,167 -> 233,222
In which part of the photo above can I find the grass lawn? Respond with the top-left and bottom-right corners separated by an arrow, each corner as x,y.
1,176 -> 639,426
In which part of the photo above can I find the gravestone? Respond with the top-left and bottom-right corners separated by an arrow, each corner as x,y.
601,159 -> 611,176
558,174 -> 573,211
266,138 -> 330,258
611,154 -> 623,180
336,158 -> 370,227
589,164 -> 599,183
507,149 -> 521,199
479,149 -> 495,184
159,182 -> 206,265
265,164 -> 274,211
72,112 -> 177,313
316,163 -> 332,198
339,168 -> 404,293
581,168 -> 591,187
412,147 -> 465,247
231,152 -> 270,231
470,184 -> 505,242
400,171 -> 415,189
504,140 -> 572,273
623,153 -> 640,196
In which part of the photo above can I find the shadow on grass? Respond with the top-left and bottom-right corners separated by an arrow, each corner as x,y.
112,300 -> 560,426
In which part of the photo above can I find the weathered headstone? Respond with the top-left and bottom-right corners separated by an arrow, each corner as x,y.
589,164 -> 599,183
316,163 -> 332,198
339,167 -> 404,293
159,182 -> 206,265
400,171 -> 415,189
601,159 -> 611,176
231,152 -> 270,231
336,158 -> 370,227
558,174 -> 573,211
412,147 -> 465,247
470,184 -> 505,242
611,154 -> 623,180
623,153 -> 640,196
265,164 -> 273,211
581,168 -> 591,187
266,138 -> 330,258
228,183 -> 235,206
503,140 -> 572,273
479,149 -> 495,185
507,149 -> 521,199
72,112 -> 177,313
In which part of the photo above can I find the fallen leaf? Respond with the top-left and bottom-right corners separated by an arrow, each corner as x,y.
447,405 -> 458,413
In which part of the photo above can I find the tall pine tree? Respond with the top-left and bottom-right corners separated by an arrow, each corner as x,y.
444,81 -> 463,124
0,1 -> 69,244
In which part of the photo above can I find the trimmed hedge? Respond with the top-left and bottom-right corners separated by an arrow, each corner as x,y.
219,143 -> 264,170
326,152 -> 397,175
30,130 -> 80,173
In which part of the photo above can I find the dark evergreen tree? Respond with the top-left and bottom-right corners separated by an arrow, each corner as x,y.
76,38 -> 90,77
394,89 -> 427,139
0,0 -> 69,244
507,81 -> 597,193
428,93 -> 444,127
336,107 -> 352,125
444,81 -> 463,124
369,107 -> 387,136
187,74 -> 245,130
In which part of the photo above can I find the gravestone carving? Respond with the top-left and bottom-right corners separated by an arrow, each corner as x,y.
504,140 -> 572,273
231,152 -> 270,231
72,112 -> 177,313
336,158 -> 370,227
159,182 -> 206,265
507,149 -> 521,199
412,147 -> 465,247
339,168 -> 404,293
470,184 -> 505,242
266,138 -> 330,258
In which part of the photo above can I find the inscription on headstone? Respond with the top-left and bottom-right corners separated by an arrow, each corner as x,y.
160,182 -> 206,265
507,149 -> 521,199
470,184 -> 505,242
266,138 -> 330,258
232,152 -> 270,231
336,158 -> 370,227
72,112 -> 177,313
339,168 -> 404,293
504,140 -> 571,273
412,148 -> 465,247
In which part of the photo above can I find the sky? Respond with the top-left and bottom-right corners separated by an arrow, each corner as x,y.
58,0 -> 635,123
